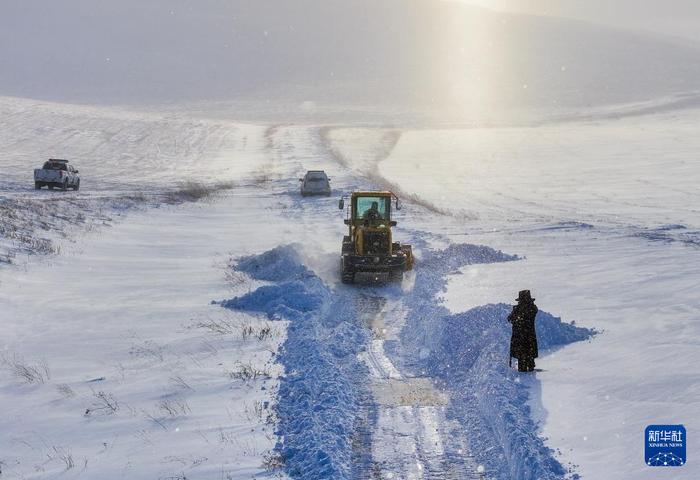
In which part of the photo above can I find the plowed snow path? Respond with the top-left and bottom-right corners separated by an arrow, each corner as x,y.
267,126 -> 488,479
357,297 -> 486,480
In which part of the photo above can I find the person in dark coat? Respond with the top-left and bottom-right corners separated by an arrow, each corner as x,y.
508,290 -> 539,372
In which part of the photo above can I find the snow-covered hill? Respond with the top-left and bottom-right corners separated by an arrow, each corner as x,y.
2,0 -> 700,122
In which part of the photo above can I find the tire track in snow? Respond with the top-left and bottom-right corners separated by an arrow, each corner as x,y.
357,296 -> 486,480
262,126 -> 488,478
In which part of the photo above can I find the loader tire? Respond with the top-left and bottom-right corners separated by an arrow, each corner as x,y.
389,269 -> 404,282
35,182 -> 41,190
61,181 -> 68,191
342,272 -> 355,284
340,258 -> 354,284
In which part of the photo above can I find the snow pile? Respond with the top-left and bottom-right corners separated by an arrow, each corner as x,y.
434,305 -> 593,480
233,244 -> 311,283
396,243 -> 519,361
396,244 -> 595,480
222,245 -> 370,479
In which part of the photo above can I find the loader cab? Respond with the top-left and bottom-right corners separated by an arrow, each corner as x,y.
339,190 -> 413,284
342,192 -> 397,227
355,194 -> 389,221
341,191 -> 399,256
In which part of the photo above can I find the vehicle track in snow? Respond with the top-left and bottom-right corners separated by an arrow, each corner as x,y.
355,295 -> 486,480
263,125 -> 488,479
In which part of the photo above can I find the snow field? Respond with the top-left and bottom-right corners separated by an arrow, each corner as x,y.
328,112 -> 700,230
0,95 -> 273,264
325,113 -> 700,479
0,118 -> 365,479
2,89 -> 698,480
0,185 -> 303,479
442,229 -> 700,480
0,96 -> 268,190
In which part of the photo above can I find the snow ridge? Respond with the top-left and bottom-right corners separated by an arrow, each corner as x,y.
222,245 -> 370,479
223,242 -> 595,479
395,243 -> 596,480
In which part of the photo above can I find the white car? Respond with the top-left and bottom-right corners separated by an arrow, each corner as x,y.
299,170 -> 331,197
34,159 -> 80,191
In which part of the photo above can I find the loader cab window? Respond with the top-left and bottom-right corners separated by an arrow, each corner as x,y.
355,196 -> 390,220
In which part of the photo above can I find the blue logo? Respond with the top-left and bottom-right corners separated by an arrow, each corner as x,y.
645,425 -> 686,467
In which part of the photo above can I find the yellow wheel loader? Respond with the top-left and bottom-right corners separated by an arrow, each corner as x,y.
338,191 -> 414,284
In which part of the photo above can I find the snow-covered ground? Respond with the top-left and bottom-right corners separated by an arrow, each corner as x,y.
326,110 -> 700,479
2,1 -> 700,478
2,93 -> 698,479
0,96 -> 268,188
0,95 -> 271,263
0,188 -> 302,479
0,109 -> 331,478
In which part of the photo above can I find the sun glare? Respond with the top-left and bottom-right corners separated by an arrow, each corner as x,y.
424,1 -> 505,120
